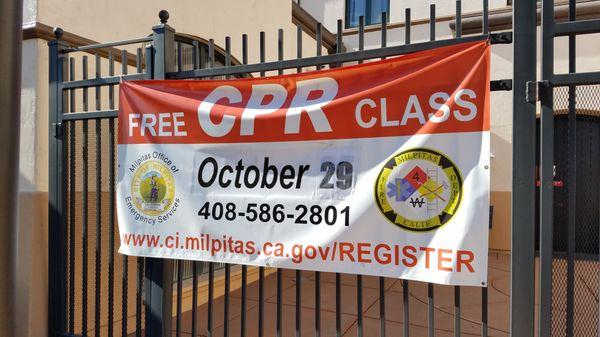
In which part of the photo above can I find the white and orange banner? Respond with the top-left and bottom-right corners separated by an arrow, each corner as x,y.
117,40 -> 491,286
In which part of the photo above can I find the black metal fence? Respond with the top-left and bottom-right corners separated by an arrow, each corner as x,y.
535,1 -> 600,337
46,1 -> 597,337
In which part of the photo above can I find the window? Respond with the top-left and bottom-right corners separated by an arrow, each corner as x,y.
345,0 -> 390,29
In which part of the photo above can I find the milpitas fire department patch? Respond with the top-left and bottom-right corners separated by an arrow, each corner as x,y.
375,148 -> 463,231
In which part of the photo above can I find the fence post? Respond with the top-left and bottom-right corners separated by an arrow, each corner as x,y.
0,1 -> 23,336
511,1 -> 537,337
144,10 -> 175,337
48,29 -> 68,337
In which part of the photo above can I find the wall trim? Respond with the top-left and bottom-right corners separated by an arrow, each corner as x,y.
22,21 -> 138,66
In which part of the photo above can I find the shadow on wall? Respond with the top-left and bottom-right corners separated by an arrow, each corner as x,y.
16,173 -> 49,337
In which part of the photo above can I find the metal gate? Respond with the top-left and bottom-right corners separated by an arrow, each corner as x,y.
45,1 -> 596,336
534,1 -> 600,337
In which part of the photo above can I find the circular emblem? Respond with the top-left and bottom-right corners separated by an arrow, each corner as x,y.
374,148 -> 462,232
131,160 -> 175,216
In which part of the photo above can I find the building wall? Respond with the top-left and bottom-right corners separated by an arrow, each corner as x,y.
23,0 -> 37,25
17,38 -> 49,337
300,0 -> 509,32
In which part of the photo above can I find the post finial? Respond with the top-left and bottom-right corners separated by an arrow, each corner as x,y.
159,10 -> 169,24
53,27 -> 64,40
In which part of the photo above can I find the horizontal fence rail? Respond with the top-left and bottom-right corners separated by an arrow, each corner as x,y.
48,2 -> 515,337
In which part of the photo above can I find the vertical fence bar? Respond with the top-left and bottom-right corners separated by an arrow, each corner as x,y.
81,55 -> 89,337
278,28 -> 284,74
296,26 -> 302,73
404,12 -> 412,337
191,261 -> 198,337
403,280 -> 409,337
358,16 -> 364,64
222,148 -> 231,329
296,270 -> 303,337
483,0 -> 489,35
405,9 -> 411,44
315,271 -> 321,337
177,42 -> 182,72
94,53 -> 102,337
138,43 -> 152,337
379,277 -> 385,337
428,284 -> 434,337
67,56 -> 75,336
455,1 -> 462,38
48,34 -> 68,337
225,36 -> 231,71
314,21 -> 323,337
257,30 -> 266,337
208,40 -> 215,70
176,261 -> 183,337
145,16 -> 175,337
259,265 -> 264,337
192,40 -> 199,69
137,48 -> 142,74
107,51 -> 115,337
136,257 -> 143,337
62,60 -> 68,332
356,18 -> 365,337
482,287 -> 488,337
316,23 -> 322,70
334,18 -> 343,337
259,31 -> 265,76
334,273 -> 340,337
276,268 -> 282,337
207,263 -> 214,337
430,4 -> 436,41
294,25 -> 303,337
428,8 -> 437,335
257,30 -> 265,337
539,0 -> 555,336
565,3 -> 577,337
336,18 -> 343,63
206,39 -> 215,337
240,33 -> 248,337
379,14 -> 387,337
121,49 -> 129,337
454,286 -> 461,337
381,11 -> 387,53
223,35 -> 232,337
511,0 -> 537,335
357,275 -> 363,337
205,37 -> 215,337
276,28 -> 284,337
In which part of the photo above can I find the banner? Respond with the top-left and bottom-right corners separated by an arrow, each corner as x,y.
117,40 -> 490,286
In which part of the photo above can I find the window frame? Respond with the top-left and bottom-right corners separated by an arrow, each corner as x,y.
344,0 -> 391,29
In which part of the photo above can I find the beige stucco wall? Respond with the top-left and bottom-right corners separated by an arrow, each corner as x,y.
17,38 -> 50,337
37,0 -> 324,70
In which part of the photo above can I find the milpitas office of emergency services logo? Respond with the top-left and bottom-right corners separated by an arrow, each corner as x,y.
375,148 -> 463,231
131,160 -> 175,216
